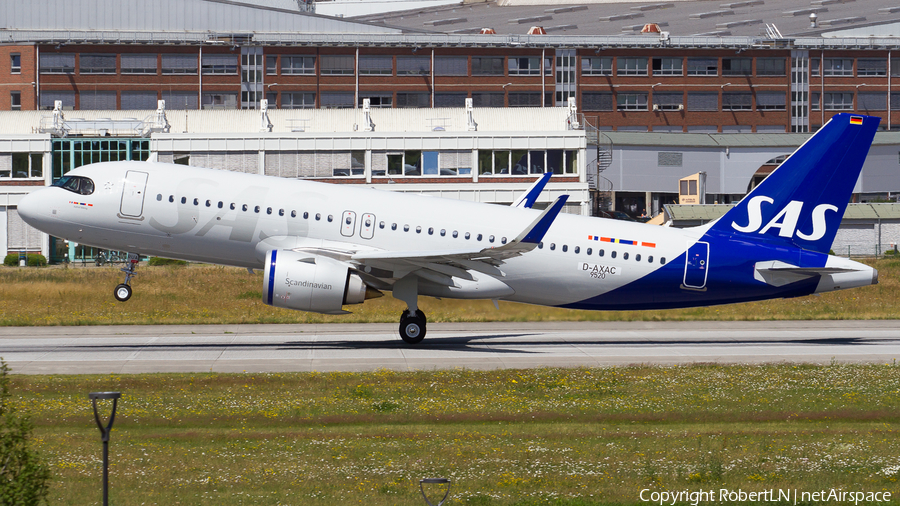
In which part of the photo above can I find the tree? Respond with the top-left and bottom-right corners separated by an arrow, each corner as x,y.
0,361 -> 50,506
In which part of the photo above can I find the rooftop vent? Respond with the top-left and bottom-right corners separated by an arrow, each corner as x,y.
641,23 -> 662,33
527,26 -> 547,34
479,27 -> 496,34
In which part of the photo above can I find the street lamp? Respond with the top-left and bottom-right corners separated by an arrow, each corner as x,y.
89,392 -> 121,506
419,478 -> 451,506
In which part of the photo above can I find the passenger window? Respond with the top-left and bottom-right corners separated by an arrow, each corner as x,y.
562,245 -> 568,252
489,235 -> 495,243
392,223 -> 397,230
635,254 -> 641,261
206,200 -> 211,207
242,204 -> 248,211
193,198 -> 199,206
550,243 -> 556,250
574,246 -> 580,254
169,195 -> 174,203
327,215 -> 333,222
416,226 -> 422,234
648,256 -> 654,263
230,203 -> 235,210
345,216 -> 352,224
315,213 -> 321,221
440,229 -> 446,236
661,257 -> 666,264
279,209 -> 285,216
611,251 -> 617,259
453,231 -> 458,238
623,252 -> 629,260
428,227 -> 434,235
254,206 -> 260,213
501,237 -> 507,244
465,232 -> 471,240
599,249 -> 605,257
379,221 -> 385,229
156,194 -> 162,201
181,197 -> 187,204
291,210 -> 296,218
267,207 -> 273,215
538,242 -> 543,249
404,224 -> 410,232
476,234 -> 482,241
304,212 -> 309,219
218,201 -> 224,209
587,248 -> 592,255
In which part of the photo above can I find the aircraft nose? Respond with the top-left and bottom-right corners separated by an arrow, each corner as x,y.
17,190 -> 45,228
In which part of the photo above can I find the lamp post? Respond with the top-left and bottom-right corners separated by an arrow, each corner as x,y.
89,392 -> 121,506
419,478 -> 451,506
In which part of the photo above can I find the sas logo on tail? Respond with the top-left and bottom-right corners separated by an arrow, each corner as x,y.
731,196 -> 837,241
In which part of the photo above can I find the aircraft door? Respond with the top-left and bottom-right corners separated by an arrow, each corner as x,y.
119,170 -> 149,218
360,213 -> 375,239
683,241 -> 709,289
341,211 -> 357,237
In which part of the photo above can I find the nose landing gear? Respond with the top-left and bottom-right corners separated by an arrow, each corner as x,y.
113,253 -> 139,302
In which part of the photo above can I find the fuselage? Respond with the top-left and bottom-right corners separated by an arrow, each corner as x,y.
19,160 -> 875,311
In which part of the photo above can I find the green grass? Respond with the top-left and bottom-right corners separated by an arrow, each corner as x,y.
1,257 -> 898,326
14,365 -> 900,505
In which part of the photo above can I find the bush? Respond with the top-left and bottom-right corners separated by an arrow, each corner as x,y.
147,257 -> 188,266
0,361 -> 51,505
3,254 -> 46,267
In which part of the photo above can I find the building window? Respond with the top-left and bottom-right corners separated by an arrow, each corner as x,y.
161,54 -> 198,75
40,91 -> 75,110
858,92 -> 886,111
266,55 -> 277,75
282,92 -> 316,109
757,57 -> 786,76
686,58 -> 717,76
320,55 -> 353,75
891,93 -> 900,111
478,150 -> 573,176
581,92 -> 613,111
359,93 -> 392,108
857,59 -> 887,77
616,57 -> 648,76
10,53 -> 21,74
508,92 -> 541,107
386,150 -> 470,177
3,153 -> 43,179
396,92 -> 430,108
811,58 -> 820,77
652,57 -> 683,76
282,56 -> 316,75
162,91 -> 199,109
121,54 -> 157,74
40,53 -> 75,74
471,92 -> 504,107
722,92 -> 752,110
434,56 -> 467,76
687,92 -> 718,111
722,58 -> 752,76
202,93 -> 238,109
756,91 -> 786,110
811,92 -> 821,111
581,57 -> 612,76
359,55 -> 393,75
319,92 -> 354,108
80,91 -> 117,110
617,92 -> 648,110
824,92 -> 854,110
10,91 -> 21,111
434,93 -> 466,107
472,56 -> 504,75
78,54 -> 117,74
397,56 -> 430,75
652,92 -> 683,111
121,91 -> 158,109
823,58 -> 853,76
201,54 -> 238,75
508,57 -> 541,75
333,150 -> 366,177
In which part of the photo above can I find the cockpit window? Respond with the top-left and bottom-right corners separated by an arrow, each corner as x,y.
53,176 -> 95,196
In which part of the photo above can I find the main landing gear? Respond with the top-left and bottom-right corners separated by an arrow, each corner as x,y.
113,253 -> 139,302
399,309 -> 427,344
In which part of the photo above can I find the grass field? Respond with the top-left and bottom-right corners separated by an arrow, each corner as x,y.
0,256 -> 898,326
12,365 -> 900,505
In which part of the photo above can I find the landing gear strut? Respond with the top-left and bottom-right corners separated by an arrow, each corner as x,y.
113,253 -> 139,302
399,309 -> 427,344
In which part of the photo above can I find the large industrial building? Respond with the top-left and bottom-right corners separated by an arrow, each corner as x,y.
3,0 -> 900,261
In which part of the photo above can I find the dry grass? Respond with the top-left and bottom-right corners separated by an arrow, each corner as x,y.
1,257 -> 898,326
14,365 -> 900,505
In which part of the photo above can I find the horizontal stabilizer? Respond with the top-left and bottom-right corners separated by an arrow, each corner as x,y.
754,260 -> 859,287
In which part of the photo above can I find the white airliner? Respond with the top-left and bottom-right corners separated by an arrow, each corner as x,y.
18,113 -> 879,343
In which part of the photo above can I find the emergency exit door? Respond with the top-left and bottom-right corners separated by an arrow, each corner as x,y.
683,241 -> 709,289
119,171 -> 148,218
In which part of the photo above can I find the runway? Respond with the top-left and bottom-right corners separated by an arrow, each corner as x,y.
0,320 -> 898,374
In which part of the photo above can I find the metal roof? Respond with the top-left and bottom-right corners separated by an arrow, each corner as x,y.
666,203 -> 900,222
603,130 -> 900,148
354,0 -> 900,39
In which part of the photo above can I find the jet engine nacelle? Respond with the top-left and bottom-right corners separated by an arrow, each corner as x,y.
262,250 -> 368,314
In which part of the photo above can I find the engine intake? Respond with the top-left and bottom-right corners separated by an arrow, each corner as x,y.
262,250 -> 375,314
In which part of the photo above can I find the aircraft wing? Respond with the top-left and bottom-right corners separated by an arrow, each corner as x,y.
349,195 -> 569,283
